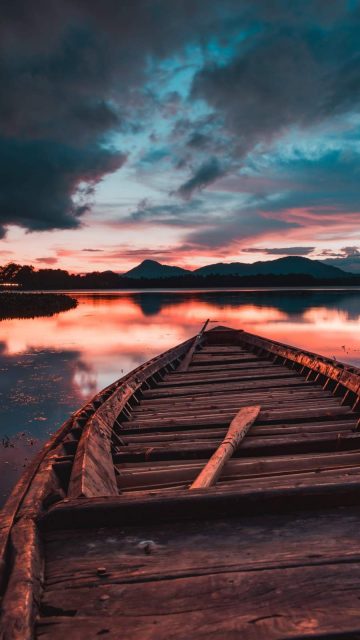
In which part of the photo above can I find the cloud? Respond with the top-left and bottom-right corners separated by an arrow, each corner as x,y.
177,158 -> 225,199
243,246 -> 315,256
128,197 -> 209,226
2,0 -> 360,249
341,247 -> 360,257
185,210 -> 298,249
191,4 -> 360,166
319,247 -> 360,258
320,245 -> 360,273
82,248 -> 104,252
0,138 -> 125,236
36,257 -> 58,265
0,0 -> 227,235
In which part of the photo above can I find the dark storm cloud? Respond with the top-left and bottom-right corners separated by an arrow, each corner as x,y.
189,2 -> 360,189
2,0 -> 360,238
185,211 -> 298,249
0,0 -> 226,236
177,158 -> 224,199
0,138 -> 125,234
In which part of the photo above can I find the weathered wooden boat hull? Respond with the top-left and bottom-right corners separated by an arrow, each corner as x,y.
2,325 -> 360,639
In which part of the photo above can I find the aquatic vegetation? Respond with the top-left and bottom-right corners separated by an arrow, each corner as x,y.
0,292 -> 77,320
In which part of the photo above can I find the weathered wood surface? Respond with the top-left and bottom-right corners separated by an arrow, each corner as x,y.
142,378 -> 314,398
117,421 -> 357,448
190,406 -> 260,488
3,323 -> 360,640
240,330 -> 360,396
127,399 -> 343,423
137,388 -> 338,410
42,468 -> 360,531
116,449 -> 360,490
177,318 -> 210,372
36,508 -> 360,638
68,334 -> 192,498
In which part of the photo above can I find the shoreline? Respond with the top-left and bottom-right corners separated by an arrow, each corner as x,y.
0,292 -> 78,320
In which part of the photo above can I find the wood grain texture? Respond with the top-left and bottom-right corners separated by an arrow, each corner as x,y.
68,334 -> 193,498
239,329 -> 360,398
177,319 -> 209,372
190,406 -> 260,488
0,520 -> 43,640
36,508 -> 360,639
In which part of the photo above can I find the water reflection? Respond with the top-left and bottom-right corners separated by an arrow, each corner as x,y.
1,288 -> 360,504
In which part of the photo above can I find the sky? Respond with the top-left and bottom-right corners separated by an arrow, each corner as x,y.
1,0 -> 360,273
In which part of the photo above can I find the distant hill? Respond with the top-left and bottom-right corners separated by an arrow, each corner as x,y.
0,257 -> 355,290
124,259 -> 190,279
193,256 -> 345,279
320,255 -> 360,274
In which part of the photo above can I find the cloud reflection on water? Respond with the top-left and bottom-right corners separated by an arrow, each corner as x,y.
1,288 -> 360,505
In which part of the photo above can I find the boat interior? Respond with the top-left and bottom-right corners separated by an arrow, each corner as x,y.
2,325 -> 360,639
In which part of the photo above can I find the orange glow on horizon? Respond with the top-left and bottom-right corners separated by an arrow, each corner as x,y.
1,292 -> 360,394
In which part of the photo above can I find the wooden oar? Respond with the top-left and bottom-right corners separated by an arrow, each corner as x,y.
178,319 -> 210,372
189,405 -> 260,489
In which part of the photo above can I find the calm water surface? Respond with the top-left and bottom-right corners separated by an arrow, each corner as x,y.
1,287 -> 360,505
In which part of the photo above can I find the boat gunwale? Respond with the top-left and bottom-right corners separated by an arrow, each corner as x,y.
0,333 -> 194,595
238,329 -> 360,397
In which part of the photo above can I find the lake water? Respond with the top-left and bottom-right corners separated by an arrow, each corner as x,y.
1,287 -> 360,505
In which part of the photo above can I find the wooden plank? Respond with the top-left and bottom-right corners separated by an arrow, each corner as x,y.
0,519 -> 43,640
186,360 -> 270,372
122,406 -> 351,431
143,377 -> 310,399
117,450 -> 360,490
114,431 -> 360,462
163,370 -> 300,384
190,406 -> 260,489
159,367 -> 290,387
116,448 -> 360,475
196,346 -> 248,353
34,612 -> 360,640
68,413 -> 119,498
165,366 -> 282,381
36,509 -> 360,640
130,401 -> 342,422
117,465 -> 360,494
118,421 -> 357,444
145,381 -> 314,400
177,319 -> 209,372
137,388 -> 334,409
240,330 -> 360,397
127,399 -> 342,423
41,509 -> 360,586
191,354 -> 261,363
42,469 -> 360,531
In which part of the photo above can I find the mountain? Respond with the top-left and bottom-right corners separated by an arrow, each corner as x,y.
193,256 -> 346,279
124,259 -> 191,279
123,256 -> 347,280
320,255 -> 360,274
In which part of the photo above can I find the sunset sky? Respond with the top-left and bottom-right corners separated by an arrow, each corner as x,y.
1,1 -> 360,273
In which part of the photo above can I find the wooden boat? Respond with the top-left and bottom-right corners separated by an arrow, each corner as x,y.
2,323 -> 360,639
